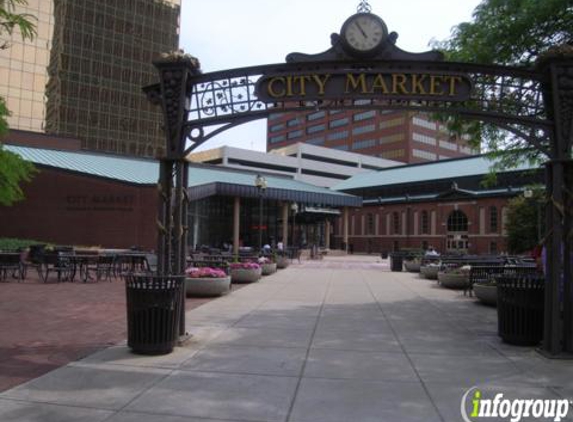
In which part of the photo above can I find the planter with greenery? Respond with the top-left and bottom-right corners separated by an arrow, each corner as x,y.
229,262 -> 262,283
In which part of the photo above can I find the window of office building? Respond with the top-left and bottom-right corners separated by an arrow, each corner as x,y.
307,123 -> 326,134
287,129 -> 303,139
413,132 -> 437,146
306,137 -> 325,145
307,110 -> 326,121
329,117 -> 349,128
352,124 -> 375,136
332,144 -> 349,151
352,139 -> 377,150
287,118 -> 301,127
326,130 -> 349,141
269,134 -> 285,143
413,149 -> 437,161
270,123 -> 285,132
353,110 -> 376,121
379,149 -> 405,159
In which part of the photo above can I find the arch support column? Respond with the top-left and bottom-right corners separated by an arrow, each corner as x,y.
233,196 -> 240,255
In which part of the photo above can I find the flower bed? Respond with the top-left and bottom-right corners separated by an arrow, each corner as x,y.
473,283 -> 497,306
420,264 -> 440,280
185,267 -> 230,297
229,262 -> 262,283
276,255 -> 289,269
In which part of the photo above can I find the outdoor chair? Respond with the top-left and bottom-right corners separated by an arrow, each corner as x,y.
37,252 -> 73,283
85,254 -> 115,282
0,252 -> 25,281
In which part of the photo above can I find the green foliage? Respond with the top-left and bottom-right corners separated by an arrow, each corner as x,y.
0,237 -> 48,251
504,187 -> 545,254
0,0 -> 37,205
0,0 -> 37,49
430,0 -> 573,166
0,143 -> 37,205
432,0 -> 572,66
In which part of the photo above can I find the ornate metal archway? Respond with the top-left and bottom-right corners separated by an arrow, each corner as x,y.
145,13 -> 572,357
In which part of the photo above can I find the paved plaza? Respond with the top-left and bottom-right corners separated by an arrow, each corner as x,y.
1,255 -> 572,422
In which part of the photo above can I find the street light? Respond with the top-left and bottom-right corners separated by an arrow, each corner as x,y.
291,202 -> 299,249
254,174 -> 267,252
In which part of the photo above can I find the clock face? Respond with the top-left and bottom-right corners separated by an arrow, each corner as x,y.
342,13 -> 387,54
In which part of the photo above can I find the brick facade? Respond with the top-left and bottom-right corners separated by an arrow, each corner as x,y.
333,196 -> 512,255
0,167 -> 157,250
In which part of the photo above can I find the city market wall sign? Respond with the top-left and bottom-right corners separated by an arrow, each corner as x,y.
255,71 -> 473,102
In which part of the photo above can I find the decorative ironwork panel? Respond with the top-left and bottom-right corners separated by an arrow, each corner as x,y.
183,60 -> 549,153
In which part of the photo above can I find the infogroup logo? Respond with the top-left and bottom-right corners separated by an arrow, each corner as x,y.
461,387 -> 571,422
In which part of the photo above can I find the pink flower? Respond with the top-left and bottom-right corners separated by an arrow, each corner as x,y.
185,266 -> 227,278
229,262 -> 261,270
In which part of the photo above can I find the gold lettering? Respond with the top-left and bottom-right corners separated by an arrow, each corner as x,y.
371,74 -> 389,94
313,74 -> 331,95
286,76 -> 294,97
445,76 -> 462,96
411,74 -> 427,95
345,73 -> 368,94
392,74 -> 408,94
293,75 -> 311,96
429,75 -> 445,95
267,77 -> 286,98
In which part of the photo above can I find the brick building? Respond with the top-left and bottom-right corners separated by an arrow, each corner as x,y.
331,155 -> 542,255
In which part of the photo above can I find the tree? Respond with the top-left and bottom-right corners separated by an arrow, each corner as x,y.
504,187 -> 545,254
0,0 -> 37,206
431,0 -> 573,168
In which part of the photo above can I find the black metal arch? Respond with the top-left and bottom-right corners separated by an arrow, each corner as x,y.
169,60 -> 550,156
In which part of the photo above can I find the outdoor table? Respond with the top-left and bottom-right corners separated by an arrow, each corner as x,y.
114,253 -> 150,277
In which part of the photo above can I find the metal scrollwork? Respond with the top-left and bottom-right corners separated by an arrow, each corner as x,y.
356,0 -> 372,13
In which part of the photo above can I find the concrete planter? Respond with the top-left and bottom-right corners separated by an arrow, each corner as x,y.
473,283 -> 497,306
438,272 -> 469,289
276,256 -> 289,269
420,265 -> 440,280
185,276 -> 231,297
404,260 -> 421,273
230,267 -> 262,283
261,262 -> 277,275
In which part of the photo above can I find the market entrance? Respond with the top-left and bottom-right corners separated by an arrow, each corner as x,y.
144,5 -> 572,356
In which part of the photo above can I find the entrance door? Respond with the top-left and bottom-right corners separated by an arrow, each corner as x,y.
446,210 -> 469,254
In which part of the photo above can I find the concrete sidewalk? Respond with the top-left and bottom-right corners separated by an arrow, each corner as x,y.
1,257 -> 572,422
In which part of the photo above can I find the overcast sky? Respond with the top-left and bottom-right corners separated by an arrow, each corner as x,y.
179,0 -> 483,152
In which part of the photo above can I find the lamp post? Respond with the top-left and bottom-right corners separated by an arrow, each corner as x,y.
254,174 -> 267,253
524,188 -> 542,243
291,202 -> 299,249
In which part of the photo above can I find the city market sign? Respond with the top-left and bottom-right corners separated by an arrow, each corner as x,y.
255,71 -> 473,103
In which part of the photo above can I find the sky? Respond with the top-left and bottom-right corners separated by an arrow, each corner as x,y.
179,0 -> 483,152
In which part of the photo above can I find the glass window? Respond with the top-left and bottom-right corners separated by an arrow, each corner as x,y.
367,213 -> 374,235
447,210 -> 468,232
287,129 -> 303,139
353,110 -> 376,121
307,123 -> 325,134
421,210 -> 429,234
489,206 -> 498,232
352,124 -> 375,136
307,110 -> 325,121
392,212 -> 400,235
329,117 -> 349,128
326,130 -> 349,141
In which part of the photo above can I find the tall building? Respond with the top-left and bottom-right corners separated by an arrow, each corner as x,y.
0,0 -> 180,157
267,110 -> 479,164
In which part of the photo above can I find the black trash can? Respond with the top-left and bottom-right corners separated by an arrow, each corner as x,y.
497,274 -> 545,346
390,253 -> 404,272
125,273 -> 185,355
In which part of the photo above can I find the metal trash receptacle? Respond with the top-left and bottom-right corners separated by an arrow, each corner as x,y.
389,253 -> 404,272
125,273 -> 184,355
497,274 -> 545,346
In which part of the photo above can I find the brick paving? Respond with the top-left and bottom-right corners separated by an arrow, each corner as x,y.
0,270 -> 240,392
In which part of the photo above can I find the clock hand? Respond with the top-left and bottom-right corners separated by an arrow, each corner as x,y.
354,21 -> 368,39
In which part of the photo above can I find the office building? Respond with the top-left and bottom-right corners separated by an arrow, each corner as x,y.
267,109 -> 479,163
0,0 -> 180,157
